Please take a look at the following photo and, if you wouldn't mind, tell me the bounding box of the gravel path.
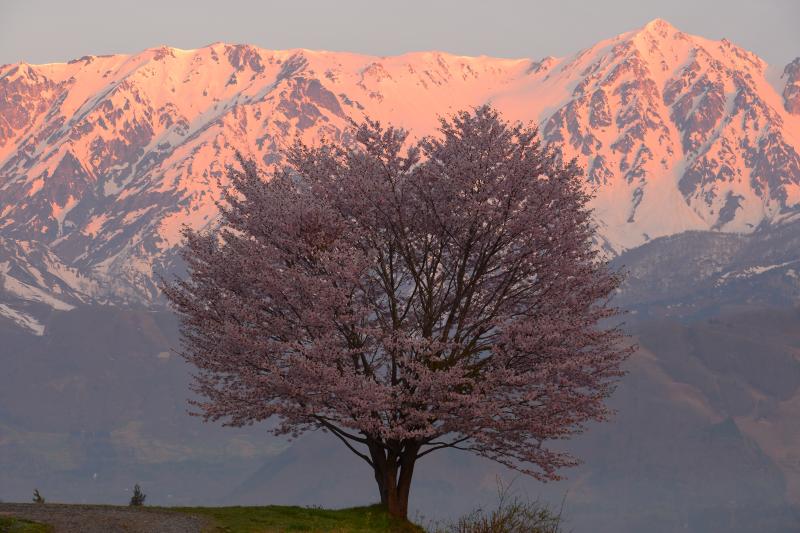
[0,503,213,532]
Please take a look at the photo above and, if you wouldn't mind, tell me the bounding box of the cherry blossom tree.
[162,106,631,520]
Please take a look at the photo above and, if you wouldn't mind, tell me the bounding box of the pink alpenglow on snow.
[3,20,800,335]
[162,106,632,519]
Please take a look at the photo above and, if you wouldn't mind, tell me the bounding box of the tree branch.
[416,436,471,459]
[314,417,374,467]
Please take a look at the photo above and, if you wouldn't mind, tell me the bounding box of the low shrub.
[129,484,146,507]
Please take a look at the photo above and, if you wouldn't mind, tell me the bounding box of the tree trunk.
[369,442,419,520]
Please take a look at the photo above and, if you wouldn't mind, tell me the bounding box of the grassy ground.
[0,516,52,533]
[173,504,425,533]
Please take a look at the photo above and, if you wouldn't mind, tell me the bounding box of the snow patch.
[0,303,45,335]
[717,260,800,285]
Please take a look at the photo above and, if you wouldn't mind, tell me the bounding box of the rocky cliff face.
[783,58,800,115]
[1,19,799,333]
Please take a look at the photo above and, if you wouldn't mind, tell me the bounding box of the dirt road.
[0,503,212,532]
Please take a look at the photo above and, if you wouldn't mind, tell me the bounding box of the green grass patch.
[0,516,52,533]
[174,504,424,533]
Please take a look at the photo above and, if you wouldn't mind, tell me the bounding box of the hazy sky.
[1,0,798,67]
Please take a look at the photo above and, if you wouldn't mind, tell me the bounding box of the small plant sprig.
[431,478,564,533]
[129,484,146,507]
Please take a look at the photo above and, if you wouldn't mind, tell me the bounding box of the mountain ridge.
[1,18,799,333]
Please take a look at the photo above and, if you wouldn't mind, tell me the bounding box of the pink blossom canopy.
[163,106,630,485]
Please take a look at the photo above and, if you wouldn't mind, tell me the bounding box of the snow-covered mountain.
[1,18,799,333]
